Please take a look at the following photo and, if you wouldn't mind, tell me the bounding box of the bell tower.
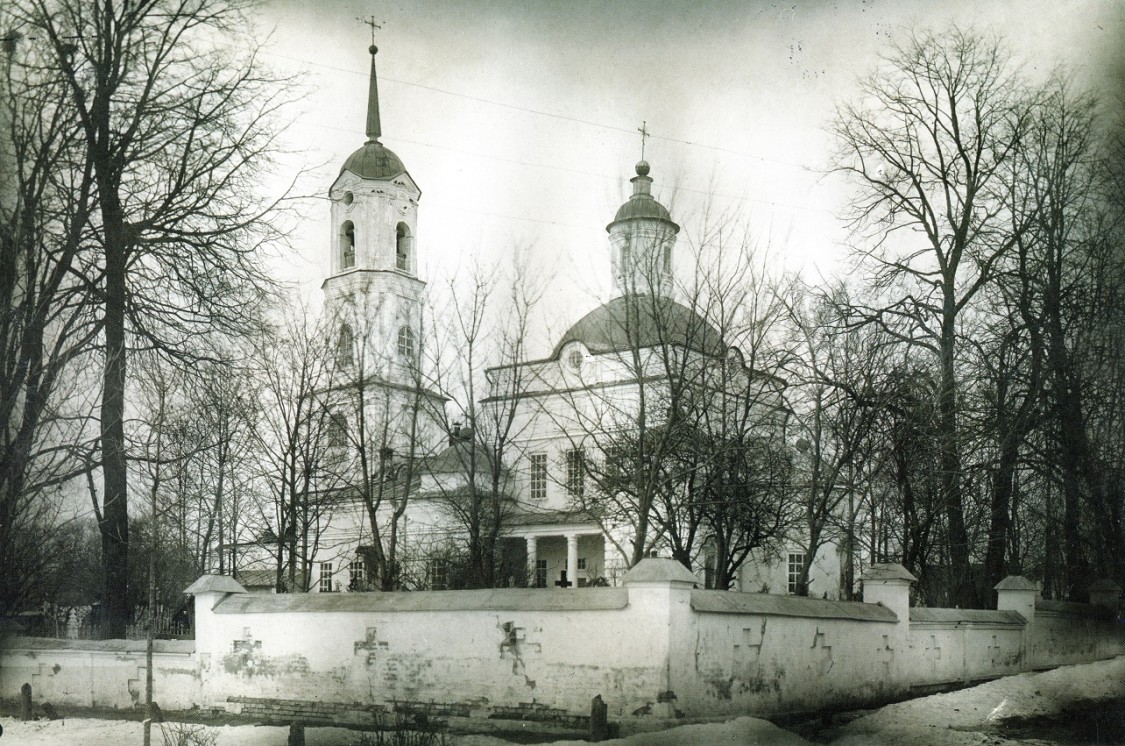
[323,43,424,382]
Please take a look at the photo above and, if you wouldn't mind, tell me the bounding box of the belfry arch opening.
[340,221,356,270]
[396,222,412,272]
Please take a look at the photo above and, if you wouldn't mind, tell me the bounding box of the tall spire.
[358,16,384,141]
[366,44,382,141]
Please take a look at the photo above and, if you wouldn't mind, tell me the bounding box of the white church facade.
[286,42,847,599]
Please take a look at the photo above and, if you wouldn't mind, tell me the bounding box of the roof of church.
[339,44,408,182]
[552,295,725,359]
[341,140,407,180]
[423,438,499,475]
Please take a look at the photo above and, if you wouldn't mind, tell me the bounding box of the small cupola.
[607,161,680,297]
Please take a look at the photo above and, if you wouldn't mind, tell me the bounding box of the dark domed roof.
[341,139,406,180]
[552,295,725,359]
[607,161,678,231]
[613,196,673,223]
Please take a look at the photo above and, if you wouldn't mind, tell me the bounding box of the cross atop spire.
[358,15,383,47]
[356,17,385,141]
[638,121,650,161]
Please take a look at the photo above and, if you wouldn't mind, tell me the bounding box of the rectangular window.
[319,562,334,593]
[429,559,448,591]
[529,453,547,500]
[565,449,584,497]
[349,559,365,591]
[535,559,548,589]
[328,411,348,449]
[577,557,587,570]
[787,553,805,595]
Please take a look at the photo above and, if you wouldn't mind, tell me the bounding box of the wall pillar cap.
[624,557,698,588]
[1089,579,1122,593]
[994,576,1038,592]
[860,563,917,584]
[184,574,248,596]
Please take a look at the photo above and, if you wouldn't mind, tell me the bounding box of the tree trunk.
[938,316,974,608]
[984,440,1018,593]
[99,195,130,639]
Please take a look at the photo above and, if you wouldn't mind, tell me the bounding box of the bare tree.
[427,256,544,588]
[324,291,440,591]
[0,19,101,618]
[833,27,1034,607]
[782,284,887,597]
[11,0,292,634]
[253,303,340,592]
[552,207,794,582]
[1014,79,1124,595]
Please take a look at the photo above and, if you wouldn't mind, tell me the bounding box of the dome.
[607,161,679,232]
[552,296,725,359]
[341,139,406,181]
[612,196,674,223]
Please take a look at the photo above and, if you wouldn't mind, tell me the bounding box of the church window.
[620,242,631,275]
[529,453,547,500]
[567,349,583,371]
[397,326,415,362]
[319,562,334,593]
[342,191,354,206]
[348,559,366,590]
[336,324,354,369]
[395,222,412,272]
[565,449,585,497]
[787,552,805,594]
[340,221,356,270]
[327,411,348,449]
[429,558,448,590]
[663,244,672,273]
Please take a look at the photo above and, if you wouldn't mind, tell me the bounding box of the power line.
[262,49,813,173]
[299,122,836,219]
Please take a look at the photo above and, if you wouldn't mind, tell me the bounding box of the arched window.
[336,324,354,369]
[397,326,415,362]
[340,221,356,270]
[395,222,411,272]
[327,411,348,449]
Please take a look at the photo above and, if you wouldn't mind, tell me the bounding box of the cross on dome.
[638,121,650,161]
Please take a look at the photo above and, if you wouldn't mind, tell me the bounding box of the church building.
[300,42,836,597]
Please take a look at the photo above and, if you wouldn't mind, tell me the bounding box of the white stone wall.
[4,566,1122,722]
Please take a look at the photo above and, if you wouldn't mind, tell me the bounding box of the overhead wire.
[264,49,838,228]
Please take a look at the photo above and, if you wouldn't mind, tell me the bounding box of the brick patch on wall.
[489,701,590,729]
[227,696,386,726]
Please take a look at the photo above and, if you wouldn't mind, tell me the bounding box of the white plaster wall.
[198,593,670,718]
[683,611,901,715]
[0,642,200,710]
[7,584,1123,720]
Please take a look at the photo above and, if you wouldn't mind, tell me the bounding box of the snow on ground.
[2,656,1122,746]
[830,655,1125,746]
[0,718,362,745]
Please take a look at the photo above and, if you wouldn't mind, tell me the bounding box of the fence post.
[624,558,698,718]
[183,573,247,704]
[1088,579,1121,613]
[995,576,1037,622]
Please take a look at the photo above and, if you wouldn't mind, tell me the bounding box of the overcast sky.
[258,0,1124,354]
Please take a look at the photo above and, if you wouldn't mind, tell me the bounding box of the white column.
[525,535,538,588]
[566,533,579,590]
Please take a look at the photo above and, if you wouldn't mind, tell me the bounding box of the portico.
[515,518,607,588]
